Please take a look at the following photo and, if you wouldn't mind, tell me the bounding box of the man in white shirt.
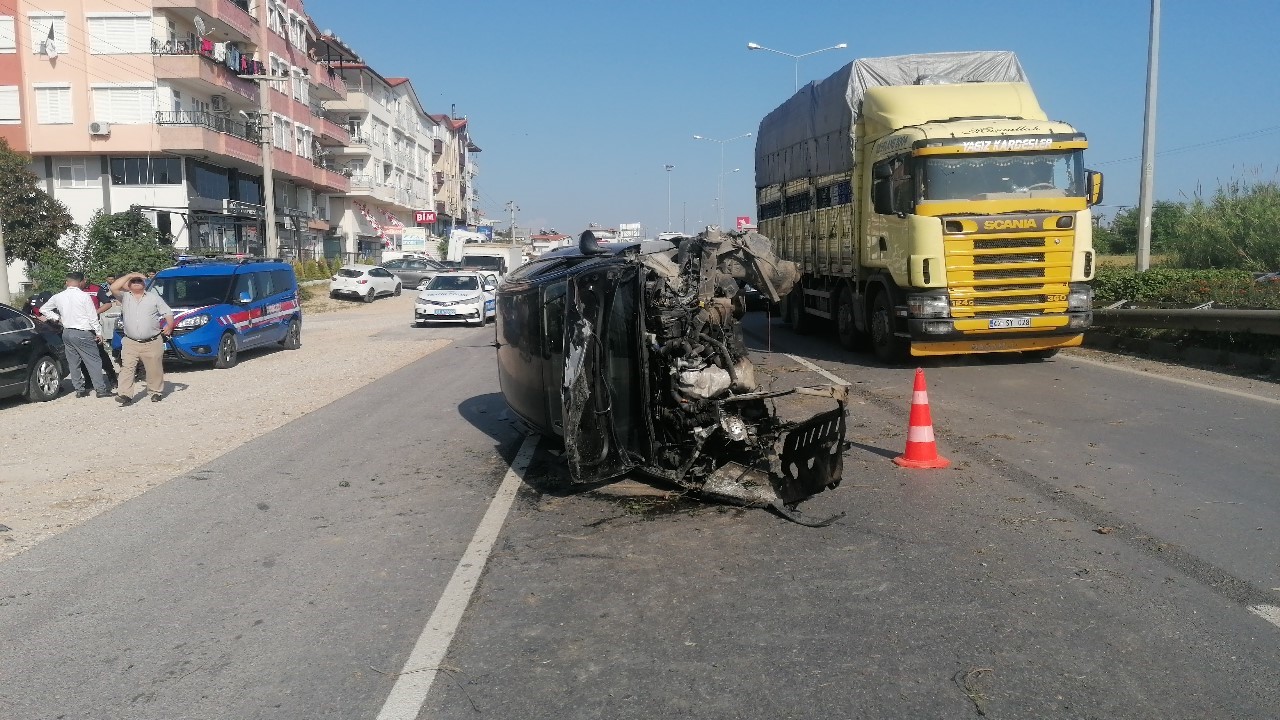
[38,272,111,398]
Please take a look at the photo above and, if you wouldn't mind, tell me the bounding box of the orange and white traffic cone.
[893,368,951,469]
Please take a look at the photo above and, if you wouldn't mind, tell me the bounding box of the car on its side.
[383,257,446,289]
[414,271,497,327]
[0,302,69,403]
[110,258,303,369]
[330,265,402,302]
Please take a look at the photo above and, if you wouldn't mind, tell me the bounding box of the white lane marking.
[786,354,852,386]
[1066,354,1280,407]
[375,433,540,720]
[1249,604,1280,629]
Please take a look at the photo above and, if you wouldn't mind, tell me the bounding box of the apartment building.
[1,0,350,265]
[428,112,480,232]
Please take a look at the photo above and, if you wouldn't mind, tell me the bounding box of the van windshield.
[426,275,479,291]
[150,275,233,308]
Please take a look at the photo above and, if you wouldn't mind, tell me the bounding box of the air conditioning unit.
[88,122,111,137]
[211,95,229,113]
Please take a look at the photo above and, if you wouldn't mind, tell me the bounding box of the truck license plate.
[434,309,455,316]
[988,317,1032,329]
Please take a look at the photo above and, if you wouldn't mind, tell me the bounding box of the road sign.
[736,216,752,229]
[414,210,437,225]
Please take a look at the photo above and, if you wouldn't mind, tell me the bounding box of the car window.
[271,269,295,294]
[0,305,31,333]
[337,268,364,278]
[426,275,479,291]
[234,273,257,301]
[153,275,233,307]
[405,260,428,270]
[423,259,446,270]
[383,260,404,269]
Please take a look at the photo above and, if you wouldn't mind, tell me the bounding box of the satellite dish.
[194,15,207,36]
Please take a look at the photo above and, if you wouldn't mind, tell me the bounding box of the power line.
[1094,124,1280,166]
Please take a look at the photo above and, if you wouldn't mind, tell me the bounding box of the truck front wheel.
[835,285,863,351]
[870,291,905,364]
[785,289,811,334]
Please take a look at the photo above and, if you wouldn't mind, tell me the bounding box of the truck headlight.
[1069,312,1093,329]
[1067,283,1093,312]
[908,292,951,318]
[177,314,209,329]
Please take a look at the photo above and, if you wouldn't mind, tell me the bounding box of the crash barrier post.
[893,368,951,470]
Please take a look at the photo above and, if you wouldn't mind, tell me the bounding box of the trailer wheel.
[784,289,810,334]
[834,285,863,351]
[870,290,905,364]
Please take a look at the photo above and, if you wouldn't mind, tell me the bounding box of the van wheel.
[280,319,301,349]
[870,291,906,364]
[835,285,863,351]
[214,333,239,369]
[785,289,811,334]
[26,355,62,402]
[393,283,402,297]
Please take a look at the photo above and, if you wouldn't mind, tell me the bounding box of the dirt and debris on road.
[0,294,451,560]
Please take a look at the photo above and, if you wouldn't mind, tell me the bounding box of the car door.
[0,305,32,394]
[481,275,498,319]
[560,264,646,483]
[372,267,396,295]
[232,271,268,348]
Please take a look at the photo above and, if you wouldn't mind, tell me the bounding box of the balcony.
[310,108,351,146]
[156,110,261,166]
[153,0,257,44]
[309,61,346,101]
[153,41,258,102]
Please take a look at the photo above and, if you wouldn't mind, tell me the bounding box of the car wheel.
[329,290,339,299]
[870,291,906,364]
[364,289,376,303]
[25,355,62,402]
[213,333,239,369]
[394,283,402,297]
[280,319,302,349]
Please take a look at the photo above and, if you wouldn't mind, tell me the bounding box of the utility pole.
[238,73,281,258]
[682,201,686,233]
[1136,0,1161,272]
[0,209,10,304]
[665,164,675,231]
[505,200,520,243]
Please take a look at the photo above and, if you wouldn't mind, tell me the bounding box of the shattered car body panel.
[495,229,848,511]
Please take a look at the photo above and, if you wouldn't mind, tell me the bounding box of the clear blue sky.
[306,0,1280,235]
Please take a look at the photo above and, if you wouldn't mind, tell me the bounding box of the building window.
[91,85,154,124]
[109,157,182,185]
[55,158,98,188]
[34,84,72,124]
[28,14,68,55]
[86,15,152,55]
[0,85,19,123]
[0,16,16,54]
[172,89,181,113]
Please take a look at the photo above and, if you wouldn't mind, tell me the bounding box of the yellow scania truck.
[755,51,1103,361]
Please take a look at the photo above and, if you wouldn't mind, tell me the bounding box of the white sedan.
[330,265,402,302]
[414,272,497,327]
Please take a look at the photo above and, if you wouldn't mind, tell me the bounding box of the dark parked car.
[0,302,68,403]
[495,229,849,520]
[382,257,446,289]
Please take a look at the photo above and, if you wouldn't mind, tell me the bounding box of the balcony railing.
[156,110,260,143]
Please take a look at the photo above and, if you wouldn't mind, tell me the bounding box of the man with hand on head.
[39,272,111,398]
[110,272,175,405]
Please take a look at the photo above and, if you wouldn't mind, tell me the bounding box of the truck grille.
[973,252,1045,265]
[972,294,1046,306]
[974,268,1046,280]
[974,238,1046,250]
[972,309,1045,317]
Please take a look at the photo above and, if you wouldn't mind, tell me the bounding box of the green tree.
[1099,201,1185,255]
[1169,179,1280,271]
[0,137,77,265]
[80,209,176,279]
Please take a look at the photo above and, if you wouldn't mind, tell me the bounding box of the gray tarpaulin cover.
[754,51,1028,188]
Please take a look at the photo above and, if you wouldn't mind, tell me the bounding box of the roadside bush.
[1167,179,1280,271]
[1089,266,1279,308]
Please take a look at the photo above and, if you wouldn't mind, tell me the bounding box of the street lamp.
[664,164,675,231]
[747,41,848,91]
[693,133,752,229]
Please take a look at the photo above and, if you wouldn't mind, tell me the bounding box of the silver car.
[382,258,445,288]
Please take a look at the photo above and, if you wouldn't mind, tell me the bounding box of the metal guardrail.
[1093,305,1280,336]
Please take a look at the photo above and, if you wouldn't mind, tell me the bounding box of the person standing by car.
[110,272,174,405]
[80,275,119,390]
[38,272,111,398]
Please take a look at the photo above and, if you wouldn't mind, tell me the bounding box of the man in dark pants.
[39,272,111,398]
[79,276,118,390]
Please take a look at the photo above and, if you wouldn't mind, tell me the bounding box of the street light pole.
[693,133,752,229]
[239,73,281,258]
[746,41,848,92]
[665,164,674,231]
[1135,0,1161,272]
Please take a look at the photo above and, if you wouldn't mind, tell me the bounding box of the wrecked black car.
[495,228,848,518]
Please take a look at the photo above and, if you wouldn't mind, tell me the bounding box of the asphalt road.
[3,316,1279,719]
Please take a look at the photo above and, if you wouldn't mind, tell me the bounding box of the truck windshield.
[922,150,1085,201]
[150,275,233,308]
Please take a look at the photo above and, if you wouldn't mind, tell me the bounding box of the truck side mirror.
[873,163,893,179]
[1086,169,1104,206]
[873,179,894,215]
